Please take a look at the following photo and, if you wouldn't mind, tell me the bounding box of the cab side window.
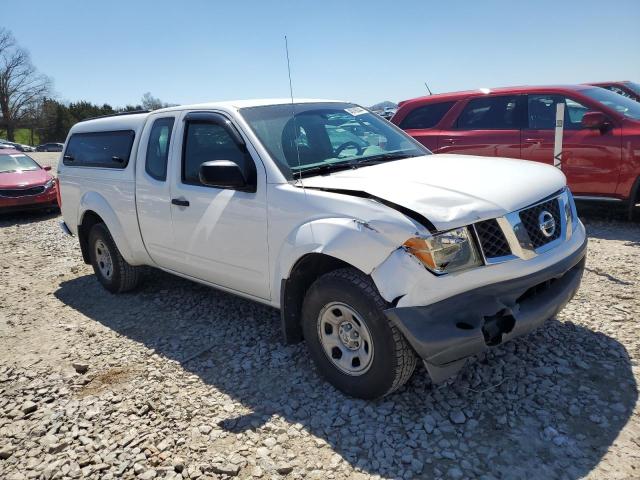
[456,96,521,130]
[400,101,456,129]
[64,130,135,168]
[528,95,589,130]
[182,122,248,186]
[145,117,174,181]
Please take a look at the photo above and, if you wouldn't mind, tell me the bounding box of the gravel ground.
[0,204,639,480]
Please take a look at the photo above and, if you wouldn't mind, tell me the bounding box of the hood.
[300,154,566,231]
[0,169,50,189]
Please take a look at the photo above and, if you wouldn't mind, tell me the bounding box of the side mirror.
[581,111,609,130]
[199,160,251,191]
[43,166,52,171]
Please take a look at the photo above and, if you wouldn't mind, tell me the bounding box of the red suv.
[588,81,640,102]
[392,85,640,217]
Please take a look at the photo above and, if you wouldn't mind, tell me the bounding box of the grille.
[519,198,562,248]
[475,219,511,258]
[0,186,46,198]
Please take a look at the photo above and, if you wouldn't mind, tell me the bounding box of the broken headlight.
[403,227,482,275]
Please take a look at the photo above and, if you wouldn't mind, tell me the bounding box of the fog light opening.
[456,321,474,330]
[482,310,516,346]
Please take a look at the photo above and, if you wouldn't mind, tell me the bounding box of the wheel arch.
[77,192,137,265]
[280,252,365,344]
[275,216,415,343]
[628,174,640,220]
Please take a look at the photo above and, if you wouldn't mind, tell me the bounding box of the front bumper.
[0,187,58,213]
[385,235,587,383]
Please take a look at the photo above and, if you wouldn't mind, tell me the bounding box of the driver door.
[522,94,621,195]
[167,111,270,300]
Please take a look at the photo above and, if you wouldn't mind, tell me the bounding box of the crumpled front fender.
[274,216,418,301]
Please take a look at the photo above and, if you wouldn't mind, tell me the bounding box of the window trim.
[399,101,456,130]
[180,113,257,190]
[62,130,135,169]
[525,94,591,131]
[144,117,175,182]
[454,95,525,131]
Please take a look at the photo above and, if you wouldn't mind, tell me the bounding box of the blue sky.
[4,0,640,107]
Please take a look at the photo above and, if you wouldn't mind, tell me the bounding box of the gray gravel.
[0,207,639,480]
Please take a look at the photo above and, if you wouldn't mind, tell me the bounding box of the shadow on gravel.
[0,209,59,227]
[55,272,637,479]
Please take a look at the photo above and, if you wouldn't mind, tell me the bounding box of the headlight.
[44,178,55,190]
[403,226,482,275]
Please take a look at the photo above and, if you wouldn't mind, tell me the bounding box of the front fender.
[273,216,416,301]
[78,191,139,266]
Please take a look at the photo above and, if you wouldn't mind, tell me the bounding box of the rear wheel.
[88,223,140,293]
[301,268,417,399]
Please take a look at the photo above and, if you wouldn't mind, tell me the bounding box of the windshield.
[0,154,40,173]
[241,102,429,178]
[624,81,640,96]
[581,87,640,120]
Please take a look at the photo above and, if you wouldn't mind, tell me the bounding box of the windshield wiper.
[295,162,357,178]
[350,152,417,166]
[294,152,418,178]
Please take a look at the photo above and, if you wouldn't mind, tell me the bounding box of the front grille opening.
[0,186,46,197]
[475,219,511,258]
[519,198,562,249]
[482,310,515,346]
[456,321,474,330]
[517,278,557,303]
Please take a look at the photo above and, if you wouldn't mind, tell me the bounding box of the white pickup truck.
[58,99,587,399]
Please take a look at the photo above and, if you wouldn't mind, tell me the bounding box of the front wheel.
[301,268,417,399]
[88,223,140,293]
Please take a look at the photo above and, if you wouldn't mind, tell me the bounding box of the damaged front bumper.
[385,235,587,383]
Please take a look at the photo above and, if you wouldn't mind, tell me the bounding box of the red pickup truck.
[392,85,640,218]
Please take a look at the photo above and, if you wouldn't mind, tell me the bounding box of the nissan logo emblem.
[538,211,556,238]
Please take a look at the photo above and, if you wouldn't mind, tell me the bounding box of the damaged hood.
[300,154,566,231]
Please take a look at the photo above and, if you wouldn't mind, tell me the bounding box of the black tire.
[88,223,140,293]
[301,268,417,399]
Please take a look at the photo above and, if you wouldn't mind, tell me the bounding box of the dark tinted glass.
[145,117,174,181]
[399,101,455,129]
[528,95,589,130]
[456,96,521,129]
[63,131,135,168]
[182,122,248,186]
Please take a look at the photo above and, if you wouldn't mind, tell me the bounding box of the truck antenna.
[424,82,433,95]
[285,35,303,183]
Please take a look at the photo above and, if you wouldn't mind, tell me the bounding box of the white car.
[58,99,587,399]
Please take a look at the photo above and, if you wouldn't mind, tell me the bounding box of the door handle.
[441,138,457,144]
[171,198,190,207]
[524,138,544,144]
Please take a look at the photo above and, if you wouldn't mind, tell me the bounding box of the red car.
[392,85,640,217]
[0,149,59,212]
[588,81,640,102]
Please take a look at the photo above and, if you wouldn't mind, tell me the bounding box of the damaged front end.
[385,238,587,383]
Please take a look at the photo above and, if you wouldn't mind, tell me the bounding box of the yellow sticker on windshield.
[345,106,368,116]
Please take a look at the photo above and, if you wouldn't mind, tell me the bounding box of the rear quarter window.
[399,101,456,129]
[63,130,135,168]
[456,95,521,130]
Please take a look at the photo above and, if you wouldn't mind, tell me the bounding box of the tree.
[141,92,165,111]
[0,28,51,141]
